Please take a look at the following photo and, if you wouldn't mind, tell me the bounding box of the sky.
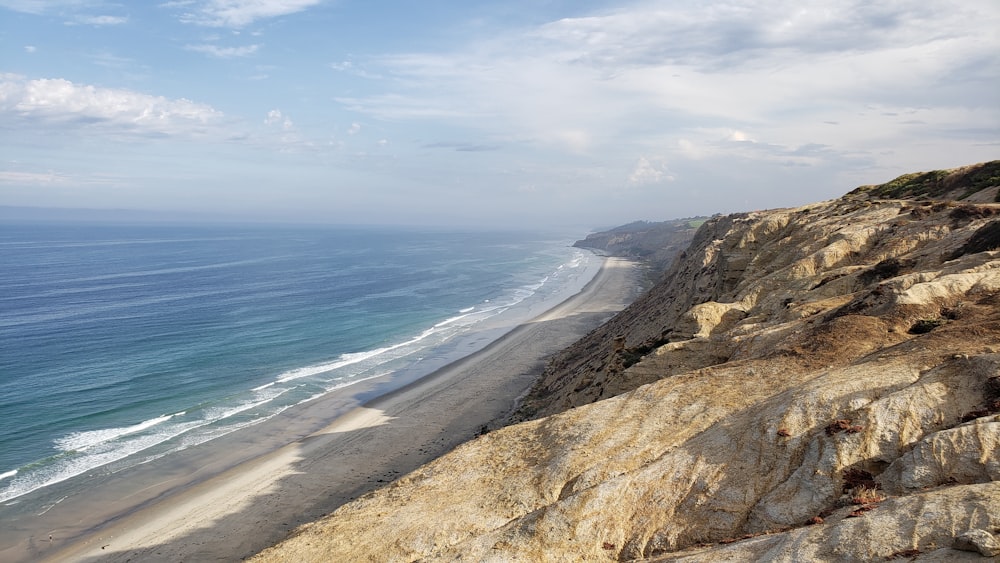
[1,0,998,228]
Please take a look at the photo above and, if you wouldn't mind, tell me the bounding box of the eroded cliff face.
[253,163,1000,562]
[515,189,1000,421]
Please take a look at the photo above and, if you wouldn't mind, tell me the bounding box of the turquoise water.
[0,223,597,504]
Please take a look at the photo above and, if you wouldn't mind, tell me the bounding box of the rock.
[954,529,1000,557]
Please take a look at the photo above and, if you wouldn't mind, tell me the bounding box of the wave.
[55,413,177,452]
[0,469,16,481]
[0,386,299,503]
[276,349,392,384]
[201,385,293,421]
[1,418,207,503]
[275,320,453,384]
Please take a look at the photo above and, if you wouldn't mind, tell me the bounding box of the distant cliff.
[573,218,707,276]
[254,162,1000,561]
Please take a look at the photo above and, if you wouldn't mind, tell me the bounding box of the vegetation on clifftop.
[850,160,1000,201]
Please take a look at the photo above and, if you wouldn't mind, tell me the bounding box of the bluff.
[573,218,708,276]
[253,161,1000,562]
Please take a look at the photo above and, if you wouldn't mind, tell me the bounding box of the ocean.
[0,222,599,506]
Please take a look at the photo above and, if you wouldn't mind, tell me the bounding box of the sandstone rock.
[954,529,1000,557]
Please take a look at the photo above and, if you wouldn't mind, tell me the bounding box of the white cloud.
[0,170,71,185]
[264,109,293,130]
[336,0,998,178]
[331,60,383,79]
[2,1,130,30]
[628,156,673,185]
[72,14,128,25]
[553,130,591,153]
[336,92,475,120]
[347,122,361,135]
[671,128,842,169]
[1,1,129,24]
[24,45,37,53]
[88,51,138,69]
[0,1,99,14]
[185,43,259,58]
[170,0,324,28]
[261,108,316,151]
[677,139,701,160]
[727,130,751,143]
[0,74,225,138]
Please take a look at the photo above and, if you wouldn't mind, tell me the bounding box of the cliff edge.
[253,162,1000,562]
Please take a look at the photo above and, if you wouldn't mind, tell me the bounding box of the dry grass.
[851,486,887,505]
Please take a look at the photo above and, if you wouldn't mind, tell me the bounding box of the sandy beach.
[0,255,640,563]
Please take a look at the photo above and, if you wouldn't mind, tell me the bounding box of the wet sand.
[3,256,640,563]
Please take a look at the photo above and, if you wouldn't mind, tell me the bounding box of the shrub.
[909,319,944,334]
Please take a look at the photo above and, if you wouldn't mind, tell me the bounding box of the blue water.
[0,223,597,504]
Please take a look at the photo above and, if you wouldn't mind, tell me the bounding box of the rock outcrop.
[252,162,1000,562]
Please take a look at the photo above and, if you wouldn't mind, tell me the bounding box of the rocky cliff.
[253,162,1000,562]
[573,218,707,276]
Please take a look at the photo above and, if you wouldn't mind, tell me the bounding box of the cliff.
[573,218,707,276]
[253,162,1000,562]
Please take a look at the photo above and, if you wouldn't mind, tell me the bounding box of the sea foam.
[54,414,177,452]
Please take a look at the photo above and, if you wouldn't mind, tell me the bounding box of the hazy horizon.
[2,1,998,228]
[0,204,629,232]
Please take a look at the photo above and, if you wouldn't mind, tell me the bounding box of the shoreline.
[2,255,641,563]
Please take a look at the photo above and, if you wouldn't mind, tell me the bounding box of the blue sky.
[1,1,998,228]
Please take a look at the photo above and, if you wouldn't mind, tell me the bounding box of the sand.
[3,256,640,563]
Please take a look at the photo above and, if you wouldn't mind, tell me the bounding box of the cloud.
[334,0,998,180]
[2,1,130,28]
[88,51,138,69]
[331,60,383,80]
[264,109,293,130]
[674,127,845,168]
[0,170,72,185]
[0,1,99,14]
[0,74,225,138]
[71,14,128,25]
[185,43,259,58]
[347,122,360,135]
[628,156,673,185]
[24,45,36,53]
[261,108,316,151]
[168,0,324,28]
[423,142,501,152]
[336,92,475,120]
[727,130,752,143]
[1,1,129,24]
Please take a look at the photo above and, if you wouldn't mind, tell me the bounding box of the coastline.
[2,255,641,563]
